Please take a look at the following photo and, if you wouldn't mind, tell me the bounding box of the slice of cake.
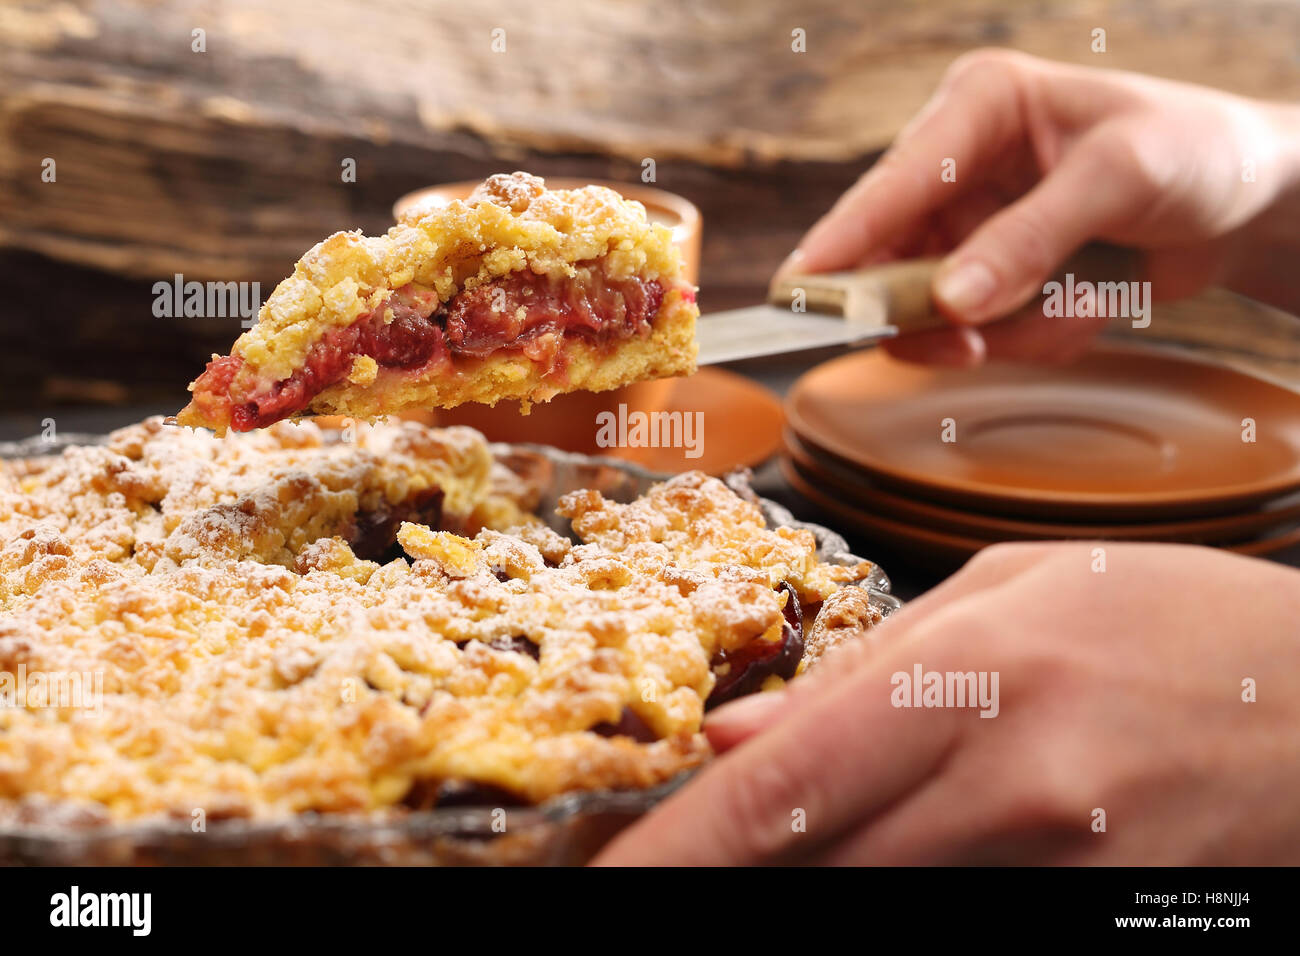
[177,172,699,434]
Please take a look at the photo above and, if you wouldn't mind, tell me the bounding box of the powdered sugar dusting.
[0,419,879,824]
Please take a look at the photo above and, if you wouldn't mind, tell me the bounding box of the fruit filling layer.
[707,583,804,708]
[191,263,680,431]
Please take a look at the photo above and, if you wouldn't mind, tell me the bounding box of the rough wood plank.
[2,0,1300,410]
[4,0,1300,285]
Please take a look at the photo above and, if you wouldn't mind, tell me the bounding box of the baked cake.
[0,416,496,574]
[177,172,699,434]
[0,420,878,824]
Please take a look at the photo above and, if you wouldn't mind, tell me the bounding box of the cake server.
[695,244,1137,365]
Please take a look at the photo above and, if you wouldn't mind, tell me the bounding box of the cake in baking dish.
[0,419,878,823]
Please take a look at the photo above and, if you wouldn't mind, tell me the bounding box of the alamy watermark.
[1043,273,1151,328]
[595,404,703,459]
[891,663,1000,718]
[50,886,151,936]
[1,665,104,716]
[153,274,261,328]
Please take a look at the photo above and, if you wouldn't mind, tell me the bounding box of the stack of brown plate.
[782,344,1300,568]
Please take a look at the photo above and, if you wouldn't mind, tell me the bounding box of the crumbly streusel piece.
[802,586,885,670]
[0,417,492,586]
[557,471,875,604]
[458,459,545,536]
[177,172,698,434]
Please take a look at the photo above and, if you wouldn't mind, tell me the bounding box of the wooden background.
[3,0,1300,409]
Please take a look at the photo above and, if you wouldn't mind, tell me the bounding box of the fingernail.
[775,247,806,278]
[934,260,997,315]
[704,689,789,730]
[883,329,984,368]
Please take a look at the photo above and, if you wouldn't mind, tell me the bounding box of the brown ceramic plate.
[786,345,1300,520]
[782,456,1300,568]
[784,428,1300,544]
[781,457,992,568]
[603,366,783,474]
[427,367,782,476]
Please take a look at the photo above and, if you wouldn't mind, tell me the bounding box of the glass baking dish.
[0,433,898,865]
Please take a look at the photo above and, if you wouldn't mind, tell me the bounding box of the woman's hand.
[593,542,1300,865]
[782,50,1300,366]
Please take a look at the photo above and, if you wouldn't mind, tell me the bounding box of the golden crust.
[802,586,885,671]
[0,533,713,818]
[0,417,492,586]
[557,471,876,606]
[0,422,876,823]
[177,172,697,432]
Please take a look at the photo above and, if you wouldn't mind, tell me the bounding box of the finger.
[707,540,1061,749]
[880,326,987,367]
[703,689,791,752]
[978,308,1111,364]
[932,125,1160,324]
[810,554,1112,865]
[877,186,1016,367]
[698,540,1071,772]
[813,541,1067,680]
[785,53,1032,275]
[930,184,1023,250]
[831,541,1068,674]
[592,647,964,865]
[1144,241,1230,302]
[594,545,1073,865]
[814,764,1091,866]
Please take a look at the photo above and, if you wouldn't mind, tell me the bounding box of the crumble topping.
[0,420,878,823]
[557,470,873,605]
[468,171,547,213]
[803,586,886,669]
[0,417,492,585]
